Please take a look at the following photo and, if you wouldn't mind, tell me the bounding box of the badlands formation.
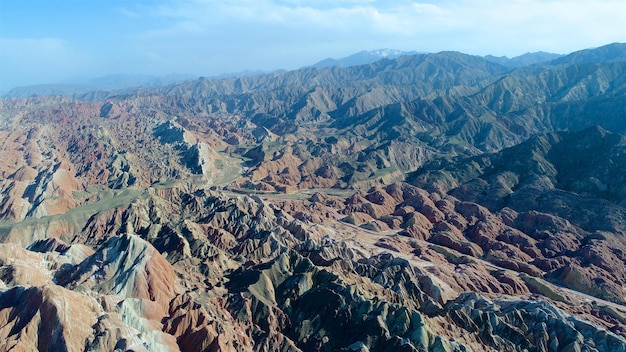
[2,44,626,351]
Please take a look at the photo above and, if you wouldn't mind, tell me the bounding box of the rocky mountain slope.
[1,43,626,351]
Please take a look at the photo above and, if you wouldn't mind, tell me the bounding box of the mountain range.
[3,48,563,98]
[1,43,626,351]
[3,73,196,98]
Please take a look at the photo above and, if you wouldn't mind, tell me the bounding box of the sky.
[1,0,626,92]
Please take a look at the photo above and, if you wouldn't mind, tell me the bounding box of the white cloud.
[141,0,624,54]
[442,0,626,55]
[117,7,143,18]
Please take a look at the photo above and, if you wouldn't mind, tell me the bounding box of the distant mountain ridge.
[311,49,423,68]
[550,42,626,65]
[6,46,607,97]
[3,73,195,98]
[484,51,563,68]
[315,49,565,70]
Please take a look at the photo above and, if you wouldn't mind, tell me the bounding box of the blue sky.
[1,0,625,92]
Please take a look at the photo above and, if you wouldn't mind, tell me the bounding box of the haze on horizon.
[1,0,625,93]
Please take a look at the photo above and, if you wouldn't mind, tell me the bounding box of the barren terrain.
[2,44,626,351]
